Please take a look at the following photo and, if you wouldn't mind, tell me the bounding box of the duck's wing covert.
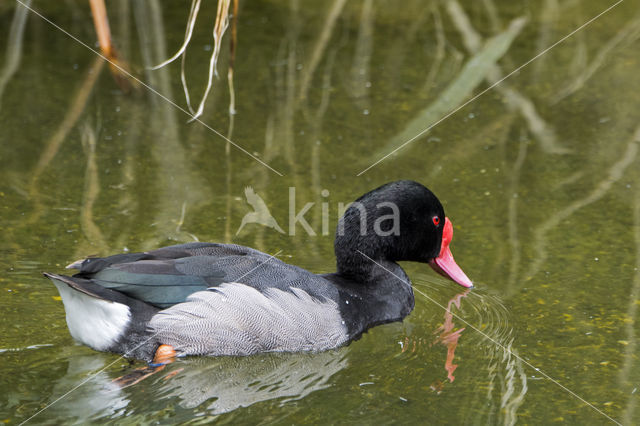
[72,243,298,308]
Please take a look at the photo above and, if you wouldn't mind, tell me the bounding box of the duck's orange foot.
[151,344,176,366]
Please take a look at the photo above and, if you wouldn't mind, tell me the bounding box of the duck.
[45,180,473,362]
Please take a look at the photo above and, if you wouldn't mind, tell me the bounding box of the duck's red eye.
[432,216,440,226]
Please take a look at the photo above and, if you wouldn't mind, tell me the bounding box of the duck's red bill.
[429,217,473,288]
[429,246,473,288]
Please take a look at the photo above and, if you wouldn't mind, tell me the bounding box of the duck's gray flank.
[149,283,349,356]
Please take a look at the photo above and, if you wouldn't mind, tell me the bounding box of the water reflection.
[410,278,527,426]
[47,354,130,422]
[619,186,640,425]
[47,349,348,422]
[458,288,527,426]
[0,0,30,111]
[158,350,348,414]
[431,290,469,383]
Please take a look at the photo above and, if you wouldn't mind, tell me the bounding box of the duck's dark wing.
[70,243,294,308]
[71,242,245,274]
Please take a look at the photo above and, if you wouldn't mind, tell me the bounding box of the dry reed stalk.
[88,0,113,57]
[88,0,137,92]
[152,0,232,121]
[188,0,231,120]
[151,0,201,111]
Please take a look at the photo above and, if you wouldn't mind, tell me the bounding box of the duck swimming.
[45,180,472,361]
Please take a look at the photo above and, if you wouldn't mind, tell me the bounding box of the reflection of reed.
[77,123,108,254]
[27,56,105,225]
[227,0,238,115]
[297,0,347,104]
[29,55,104,190]
[0,0,31,111]
[224,29,237,244]
[420,5,446,98]
[311,44,340,237]
[224,114,235,243]
[110,2,143,252]
[482,114,517,281]
[239,0,350,257]
[446,0,566,154]
[134,0,205,247]
[532,0,559,83]
[551,15,640,104]
[506,137,528,294]
[462,291,528,426]
[619,181,640,425]
[348,0,373,112]
[525,126,640,280]
[481,0,502,34]
[221,0,239,244]
[484,338,528,426]
[367,16,527,163]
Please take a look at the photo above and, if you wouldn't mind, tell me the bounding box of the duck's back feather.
[71,243,340,310]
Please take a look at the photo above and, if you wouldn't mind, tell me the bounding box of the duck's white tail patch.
[51,278,131,351]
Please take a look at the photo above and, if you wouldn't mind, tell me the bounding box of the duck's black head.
[334,180,472,288]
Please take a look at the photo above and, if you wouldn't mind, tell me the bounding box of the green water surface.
[1,1,639,424]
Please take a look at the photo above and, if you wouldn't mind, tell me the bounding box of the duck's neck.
[334,243,408,286]
[324,259,414,340]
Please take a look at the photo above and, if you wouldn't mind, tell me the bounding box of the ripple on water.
[410,275,528,426]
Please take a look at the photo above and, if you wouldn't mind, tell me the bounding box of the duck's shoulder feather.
[72,243,338,309]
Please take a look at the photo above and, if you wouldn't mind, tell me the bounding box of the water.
[1,0,639,424]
